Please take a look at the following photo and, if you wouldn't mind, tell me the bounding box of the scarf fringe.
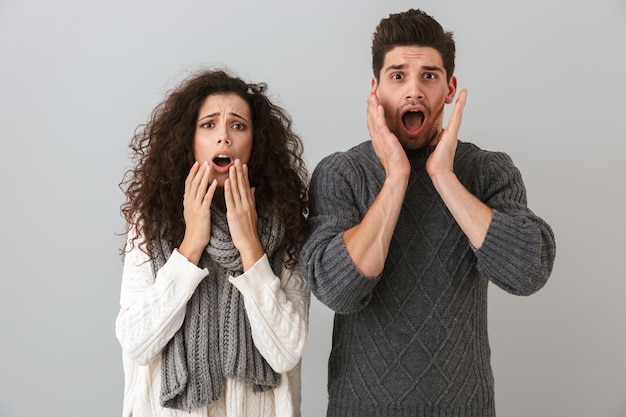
[154,207,283,410]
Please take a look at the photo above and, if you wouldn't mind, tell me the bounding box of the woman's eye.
[201,122,214,128]
[232,123,246,130]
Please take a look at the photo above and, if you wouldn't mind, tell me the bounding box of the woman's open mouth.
[213,154,232,167]
[212,153,233,173]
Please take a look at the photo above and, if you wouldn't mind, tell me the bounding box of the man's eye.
[423,73,436,79]
[392,73,403,80]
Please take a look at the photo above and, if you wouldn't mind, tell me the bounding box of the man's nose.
[405,78,424,101]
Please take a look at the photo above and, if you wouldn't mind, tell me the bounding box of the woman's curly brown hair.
[120,68,308,269]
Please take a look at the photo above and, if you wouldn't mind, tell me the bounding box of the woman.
[116,69,310,417]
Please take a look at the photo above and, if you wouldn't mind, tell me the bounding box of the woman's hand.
[178,161,217,265]
[224,159,264,271]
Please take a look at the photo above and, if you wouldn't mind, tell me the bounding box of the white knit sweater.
[115,234,310,417]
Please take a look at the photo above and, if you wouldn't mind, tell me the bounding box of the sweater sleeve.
[115,234,208,365]
[300,152,382,314]
[229,255,310,373]
[473,151,556,295]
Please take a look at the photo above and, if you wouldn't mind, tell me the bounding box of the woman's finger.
[202,178,218,210]
[190,161,209,200]
[224,177,234,209]
[184,161,200,201]
[197,161,211,201]
[235,160,251,205]
[226,164,240,207]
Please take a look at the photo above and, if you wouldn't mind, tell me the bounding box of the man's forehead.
[383,45,444,69]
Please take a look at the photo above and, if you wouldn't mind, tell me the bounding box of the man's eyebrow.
[384,64,407,73]
[422,65,444,73]
[383,64,445,73]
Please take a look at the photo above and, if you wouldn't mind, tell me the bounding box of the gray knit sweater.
[301,140,556,417]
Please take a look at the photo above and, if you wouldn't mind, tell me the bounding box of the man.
[301,8,556,417]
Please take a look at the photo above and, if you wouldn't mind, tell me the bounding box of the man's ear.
[445,75,458,104]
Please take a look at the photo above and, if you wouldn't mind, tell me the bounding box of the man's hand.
[367,88,411,182]
[342,89,411,278]
[426,88,467,178]
[426,89,493,249]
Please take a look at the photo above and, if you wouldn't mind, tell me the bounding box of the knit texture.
[301,140,556,417]
[153,207,284,410]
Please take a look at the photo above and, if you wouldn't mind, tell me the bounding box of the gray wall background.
[1,0,624,416]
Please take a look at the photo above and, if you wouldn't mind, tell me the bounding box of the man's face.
[373,45,457,150]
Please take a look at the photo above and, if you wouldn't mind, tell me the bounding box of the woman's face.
[193,93,253,186]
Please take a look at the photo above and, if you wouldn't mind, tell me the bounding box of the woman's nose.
[216,124,231,145]
[217,136,231,145]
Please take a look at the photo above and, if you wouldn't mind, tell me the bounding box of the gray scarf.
[152,206,283,411]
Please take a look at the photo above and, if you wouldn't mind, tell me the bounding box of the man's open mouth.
[402,110,425,131]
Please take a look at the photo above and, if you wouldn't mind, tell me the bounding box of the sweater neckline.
[405,144,437,160]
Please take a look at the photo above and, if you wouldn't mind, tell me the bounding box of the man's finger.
[446,89,467,135]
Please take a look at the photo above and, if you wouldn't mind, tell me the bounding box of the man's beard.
[398,128,439,150]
